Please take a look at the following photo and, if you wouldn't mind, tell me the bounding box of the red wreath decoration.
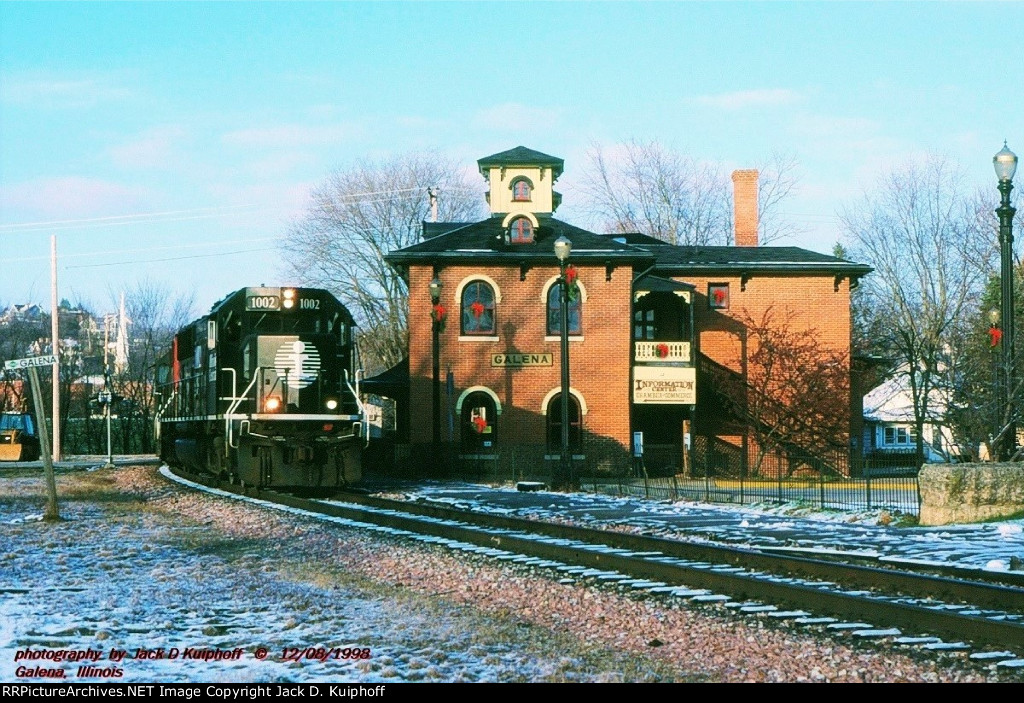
[712,288,727,305]
[989,326,1003,348]
[472,416,487,434]
[431,303,447,332]
[470,301,485,319]
[564,265,580,301]
[656,343,670,358]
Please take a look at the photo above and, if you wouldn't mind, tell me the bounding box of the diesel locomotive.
[156,286,365,489]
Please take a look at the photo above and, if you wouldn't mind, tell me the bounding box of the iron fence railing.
[373,440,925,518]
[586,451,922,517]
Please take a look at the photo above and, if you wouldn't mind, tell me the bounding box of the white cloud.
[1,71,133,108]
[0,177,150,219]
[472,103,562,131]
[221,124,357,148]
[691,89,801,110]
[110,126,188,170]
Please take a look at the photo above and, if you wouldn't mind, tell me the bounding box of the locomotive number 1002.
[246,295,280,311]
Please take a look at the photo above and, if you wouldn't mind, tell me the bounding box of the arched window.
[512,178,532,202]
[461,390,497,453]
[546,392,582,453]
[634,292,689,340]
[547,282,582,335]
[461,280,496,335]
[509,217,534,244]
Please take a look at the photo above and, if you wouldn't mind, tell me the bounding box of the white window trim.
[539,275,588,303]
[455,386,503,416]
[453,274,502,305]
[501,211,539,229]
[458,335,500,342]
[539,387,589,416]
[544,335,584,342]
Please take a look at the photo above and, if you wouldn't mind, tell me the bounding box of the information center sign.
[633,366,696,404]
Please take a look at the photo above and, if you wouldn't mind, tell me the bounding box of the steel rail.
[166,468,1024,652]
[334,490,1024,605]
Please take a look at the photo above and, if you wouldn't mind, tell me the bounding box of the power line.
[0,185,471,235]
[0,204,263,231]
[0,209,289,236]
[66,247,278,270]
[6,237,280,264]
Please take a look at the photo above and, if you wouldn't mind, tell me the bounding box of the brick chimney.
[732,169,759,247]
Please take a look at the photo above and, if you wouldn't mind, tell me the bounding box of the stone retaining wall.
[919,463,1024,526]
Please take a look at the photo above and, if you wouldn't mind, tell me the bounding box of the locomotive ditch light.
[264,396,282,412]
[325,399,338,410]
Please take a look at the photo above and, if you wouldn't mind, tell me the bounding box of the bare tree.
[580,139,799,245]
[720,307,850,475]
[0,313,43,412]
[109,282,194,453]
[283,152,484,372]
[842,155,994,467]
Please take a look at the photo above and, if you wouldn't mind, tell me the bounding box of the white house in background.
[862,369,963,463]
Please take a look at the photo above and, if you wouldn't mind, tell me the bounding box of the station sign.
[4,355,57,371]
[491,353,553,367]
[633,366,697,404]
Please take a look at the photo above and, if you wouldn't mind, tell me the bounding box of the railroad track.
[162,467,1024,670]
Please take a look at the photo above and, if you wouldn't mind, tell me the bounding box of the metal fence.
[585,471,921,517]
[375,440,924,518]
[586,448,923,517]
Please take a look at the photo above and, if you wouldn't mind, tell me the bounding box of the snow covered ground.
[1,467,1017,683]
[389,481,1024,575]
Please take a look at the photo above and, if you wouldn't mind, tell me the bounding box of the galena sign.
[491,353,553,367]
[633,366,697,404]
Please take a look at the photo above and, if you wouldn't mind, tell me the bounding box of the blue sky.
[1,2,1021,316]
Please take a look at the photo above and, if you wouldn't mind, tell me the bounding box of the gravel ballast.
[1,466,1015,683]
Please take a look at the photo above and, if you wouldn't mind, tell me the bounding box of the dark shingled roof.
[422,222,476,239]
[634,274,695,294]
[477,146,564,178]
[388,218,871,279]
[386,216,653,266]
[607,233,871,275]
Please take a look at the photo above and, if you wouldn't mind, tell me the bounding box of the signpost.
[4,355,59,520]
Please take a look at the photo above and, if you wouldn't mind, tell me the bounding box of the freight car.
[155,286,365,489]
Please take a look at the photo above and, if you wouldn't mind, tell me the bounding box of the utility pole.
[50,235,61,461]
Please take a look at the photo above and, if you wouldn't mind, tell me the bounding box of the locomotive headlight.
[325,399,338,411]
[264,396,282,412]
[282,288,296,309]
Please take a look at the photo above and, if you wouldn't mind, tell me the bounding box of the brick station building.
[379,146,870,479]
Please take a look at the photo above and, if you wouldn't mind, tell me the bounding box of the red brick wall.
[732,170,759,247]
[407,262,855,473]
[408,264,634,453]
[687,271,854,462]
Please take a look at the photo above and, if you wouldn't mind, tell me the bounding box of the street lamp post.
[994,143,1018,460]
[429,276,443,472]
[554,235,573,489]
[989,307,1001,460]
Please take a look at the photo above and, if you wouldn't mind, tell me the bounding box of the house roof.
[390,220,871,279]
[863,369,952,423]
[619,234,873,276]
[634,274,695,294]
[477,146,564,179]
[387,216,654,266]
